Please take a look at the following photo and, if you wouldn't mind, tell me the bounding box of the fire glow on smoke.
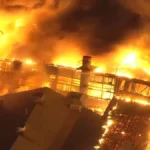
[0,1,148,75]
[1,0,150,93]
[0,13,149,79]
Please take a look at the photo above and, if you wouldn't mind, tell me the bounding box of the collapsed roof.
[96,98,150,150]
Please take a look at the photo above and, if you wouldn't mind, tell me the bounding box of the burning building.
[93,73,150,149]
[1,0,150,149]
[1,55,150,115]
[0,56,117,113]
[1,56,150,149]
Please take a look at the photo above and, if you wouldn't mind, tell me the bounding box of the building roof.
[0,87,64,150]
[0,88,101,150]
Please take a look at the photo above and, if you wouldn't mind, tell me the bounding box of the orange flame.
[24,59,36,65]
[94,67,103,73]
[122,52,137,68]
[52,41,83,68]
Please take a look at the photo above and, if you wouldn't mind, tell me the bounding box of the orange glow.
[94,145,100,149]
[52,41,83,68]
[0,4,150,93]
[94,67,103,73]
[107,120,114,127]
[16,86,29,92]
[0,13,33,59]
[15,19,26,28]
[97,118,115,148]
[94,66,106,73]
[112,105,117,110]
[121,131,126,135]
[52,43,150,79]
[116,72,133,78]
[125,98,131,102]
[122,52,137,68]
[114,46,150,79]
[42,82,50,88]
[24,59,36,65]
[134,99,150,106]
[88,89,113,100]
[118,97,150,106]
[99,138,104,144]
[1,10,150,108]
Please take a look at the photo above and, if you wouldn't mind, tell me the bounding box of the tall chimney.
[80,56,92,94]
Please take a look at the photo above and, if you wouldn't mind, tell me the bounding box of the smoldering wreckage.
[1,0,150,150]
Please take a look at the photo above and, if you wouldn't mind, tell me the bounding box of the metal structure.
[46,62,116,101]
[0,56,150,111]
[78,56,92,94]
[115,77,150,102]
[0,57,117,102]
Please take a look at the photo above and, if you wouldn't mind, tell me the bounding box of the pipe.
[80,56,92,94]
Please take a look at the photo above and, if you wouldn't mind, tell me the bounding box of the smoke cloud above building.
[0,0,147,61]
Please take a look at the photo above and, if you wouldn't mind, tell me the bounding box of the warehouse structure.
[0,56,150,112]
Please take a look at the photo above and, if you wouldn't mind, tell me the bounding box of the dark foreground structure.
[0,88,101,150]
[97,98,150,150]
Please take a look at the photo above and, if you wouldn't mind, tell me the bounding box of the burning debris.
[95,98,150,150]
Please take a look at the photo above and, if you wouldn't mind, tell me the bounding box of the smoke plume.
[0,0,146,61]
[0,0,46,10]
[118,0,150,17]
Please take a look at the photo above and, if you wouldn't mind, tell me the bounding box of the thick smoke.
[119,0,150,17]
[117,0,150,56]
[0,0,144,61]
[0,0,46,10]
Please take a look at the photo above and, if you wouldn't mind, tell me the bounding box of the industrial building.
[0,56,117,113]
[0,56,150,113]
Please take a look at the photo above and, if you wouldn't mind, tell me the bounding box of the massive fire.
[52,41,83,68]
[24,59,36,65]
[94,48,150,80]
[50,43,150,80]
[0,7,149,80]
[0,3,150,117]
[0,13,32,58]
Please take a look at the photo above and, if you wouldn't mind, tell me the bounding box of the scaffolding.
[47,65,116,101]
[115,77,150,102]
